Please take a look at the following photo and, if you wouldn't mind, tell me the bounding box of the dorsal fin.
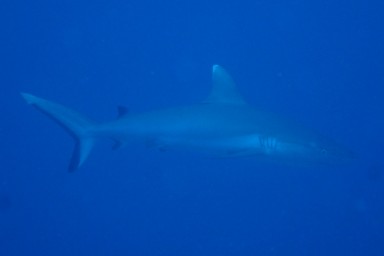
[204,65,245,105]
[117,105,129,118]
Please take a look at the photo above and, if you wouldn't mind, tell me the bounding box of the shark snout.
[314,140,356,162]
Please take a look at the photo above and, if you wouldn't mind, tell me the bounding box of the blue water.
[1,0,383,255]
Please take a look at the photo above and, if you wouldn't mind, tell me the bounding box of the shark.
[21,65,353,172]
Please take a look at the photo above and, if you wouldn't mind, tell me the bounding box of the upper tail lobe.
[21,93,96,172]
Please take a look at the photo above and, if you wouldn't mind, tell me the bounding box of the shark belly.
[154,133,302,157]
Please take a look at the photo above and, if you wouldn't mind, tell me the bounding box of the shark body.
[22,65,352,171]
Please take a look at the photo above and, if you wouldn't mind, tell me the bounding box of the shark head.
[299,135,356,163]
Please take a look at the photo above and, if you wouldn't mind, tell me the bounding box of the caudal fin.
[21,93,96,172]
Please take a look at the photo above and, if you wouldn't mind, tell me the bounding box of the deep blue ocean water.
[1,0,383,255]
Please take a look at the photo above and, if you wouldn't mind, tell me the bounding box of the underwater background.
[1,0,383,255]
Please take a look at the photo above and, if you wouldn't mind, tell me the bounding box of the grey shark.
[21,65,352,171]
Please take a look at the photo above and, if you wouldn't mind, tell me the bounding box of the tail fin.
[21,93,96,172]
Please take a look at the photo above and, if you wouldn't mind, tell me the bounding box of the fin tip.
[212,64,221,72]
